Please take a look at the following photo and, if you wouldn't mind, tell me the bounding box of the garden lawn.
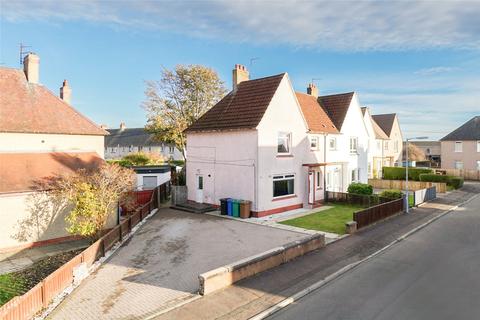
[279,203,364,235]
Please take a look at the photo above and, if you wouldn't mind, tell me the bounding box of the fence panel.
[354,198,404,229]
[441,169,480,181]
[425,186,436,201]
[102,225,121,252]
[42,253,82,307]
[120,219,130,238]
[0,281,43,320]
[81,239,104,267]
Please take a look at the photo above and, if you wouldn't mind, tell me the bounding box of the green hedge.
[418,174,464,189]
[382,167,433,181]
[379,189,403,200]
[347,182,373,195]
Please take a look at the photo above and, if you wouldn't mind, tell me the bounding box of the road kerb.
[249,192,480,320]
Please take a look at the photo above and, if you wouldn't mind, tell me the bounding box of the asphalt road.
[269,193,480,320]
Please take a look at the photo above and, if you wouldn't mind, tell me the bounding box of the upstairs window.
[384,141,389,150]
[310,136,319,150]
[377,141,381,150]
[278,132,292,154]
[329,138,337,150]
[350,137,358,154]
[455,141,463,153]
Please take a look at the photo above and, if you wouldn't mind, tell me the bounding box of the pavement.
[269,185,480,320]
[0,239,89,275]
[47,208,307,320]
[152,182,480,320]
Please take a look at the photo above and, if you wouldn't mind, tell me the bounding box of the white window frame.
[169,146,174,154]
[272,174,295,198]
[477,160,480,170]
[310,136,319,151]
[316,171,321,188]
[350,137,358,154]
[454,141,463,153]
[454,161,464,170]
[477,141,480,153]
[329,137,337,150]
[277,132,292,154]
[384,141,389,150]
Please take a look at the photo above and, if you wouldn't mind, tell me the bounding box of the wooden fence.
[0,183,168,320]
[368,179,447,193]
[325,191,391,208]
[354,197,405,229]
[435,169,480,181]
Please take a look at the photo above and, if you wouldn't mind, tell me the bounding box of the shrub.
[382,167,433,181]
[347,182,373,195]
[379,189,403,200]
[449,177,464,189]
[418,174,464,189]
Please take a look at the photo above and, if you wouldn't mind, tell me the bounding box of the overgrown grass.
[279,203,364,235]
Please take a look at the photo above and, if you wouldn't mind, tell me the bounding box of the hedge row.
[382,167,433,181]
[419,174,464,189]
[379,189,403,200]
[347,182,373,195]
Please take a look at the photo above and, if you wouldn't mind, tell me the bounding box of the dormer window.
[278,132,292,154]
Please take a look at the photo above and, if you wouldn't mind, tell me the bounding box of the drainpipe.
[324,134,327,198]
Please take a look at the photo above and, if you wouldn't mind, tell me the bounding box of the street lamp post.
[405,136,429,213]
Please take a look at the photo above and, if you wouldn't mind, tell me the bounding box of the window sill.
[272,195,297,202]
[277,154,294,158]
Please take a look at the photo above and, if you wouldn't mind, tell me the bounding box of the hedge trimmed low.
[418,174,464,189]
[383,167,433,181]
[347,182,373,195]
[379,189,403,200]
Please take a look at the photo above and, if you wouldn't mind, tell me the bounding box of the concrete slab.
[48,209,308,320]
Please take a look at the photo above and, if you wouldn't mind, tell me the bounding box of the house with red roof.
[185,64,370,217]
[0,53,111,251]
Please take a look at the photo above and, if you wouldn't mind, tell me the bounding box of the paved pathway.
[48,209,307,320]
[153,182,480,320]
[270,188,480,319]
[0,239,88,275]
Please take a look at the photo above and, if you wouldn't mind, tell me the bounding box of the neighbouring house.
[409,141,441,167]
[105,124,184,161]
[361,107,390,178]
[440,116,480,171]
[184,64,369,217]
[371,113,403,166]
[0,53,113,251]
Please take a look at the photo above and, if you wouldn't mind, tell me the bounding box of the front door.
[308,171,315,204]
[196,175,204,203]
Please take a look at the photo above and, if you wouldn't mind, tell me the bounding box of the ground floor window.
[477,161,480,170]
[455,161,464,169]
[316,171,321,188]
[273,174,295,197]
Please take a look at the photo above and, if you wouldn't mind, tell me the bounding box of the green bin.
[232,199,240,217]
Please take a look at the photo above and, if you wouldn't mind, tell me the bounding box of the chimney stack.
[307,83,318,98]
[119,122,126,131]
[23,53,40,84]
[232,64,249,90]
[60,80,72,104]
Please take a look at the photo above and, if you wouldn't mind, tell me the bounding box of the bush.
[382,167,433,181]
[379,189,403,200]
[449,177,464,189]
[347,182,373,195]
[418,174,464,189]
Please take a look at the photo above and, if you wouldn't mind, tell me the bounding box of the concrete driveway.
[48,208,307,320]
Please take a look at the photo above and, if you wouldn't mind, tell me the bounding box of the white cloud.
[3,0,480,51]
[414,67,458,76]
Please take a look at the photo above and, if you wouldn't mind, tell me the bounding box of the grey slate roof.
[105,128,163,147]
[440,116,480,141]
[372,113,396,137]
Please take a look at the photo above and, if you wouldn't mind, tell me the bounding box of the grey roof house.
[105,123,184,161]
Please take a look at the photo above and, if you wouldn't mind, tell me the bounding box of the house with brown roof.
[0,53,112,251]
[185,64,369,217]
[440,116,480,171]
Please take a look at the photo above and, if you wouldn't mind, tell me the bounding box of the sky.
[1,0,479,140]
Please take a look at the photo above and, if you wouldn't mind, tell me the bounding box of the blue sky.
[1,1,479,139]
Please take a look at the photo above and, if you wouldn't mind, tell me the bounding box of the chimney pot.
[23,53,40,84]
[120,122,126,131]
[307,83,318,98]
[232,64,249,90]
[60,79,72,104]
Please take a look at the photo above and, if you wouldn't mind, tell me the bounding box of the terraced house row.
[185,64,403,217]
